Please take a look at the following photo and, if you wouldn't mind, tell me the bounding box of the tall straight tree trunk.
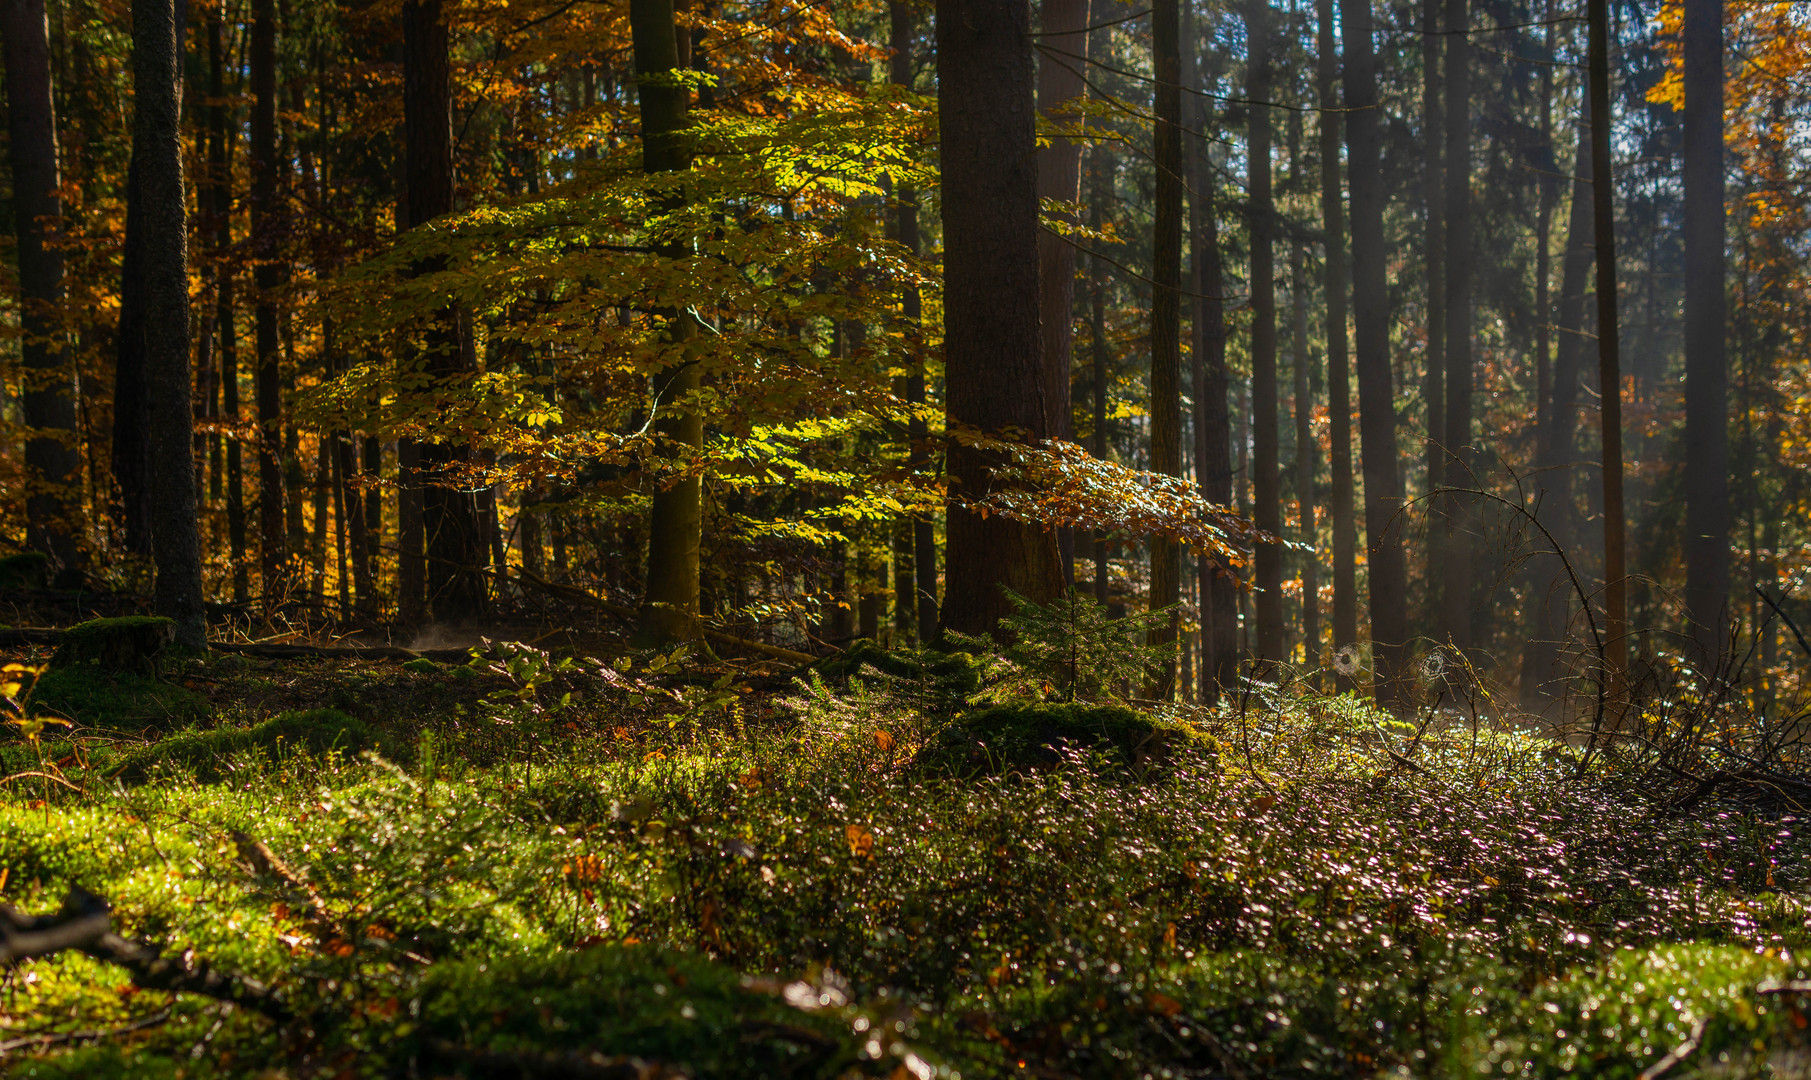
[1246,0,1283,667]
[1088,15,1113,608]
[131,0,204,646]
[1317,0,1356,672]
[1681,0,1728,662]
[1038,0,1088,584]
[1439,0,1472,652]
[113,158,154,555]
[1519,28,1568,709]
[250,0,286,603]
[1146,0,1183,695]
[1419,0,1444,622]
[1290,238,1317,665]
[631,0,703,640]
[1340,0,1408,708]
[404,0,488,623]
[3,0,83,576]
[1187,0,1235,702]
[891,0,937,641]
[209,10,246,602]
[1586,0,1626,680]
[936,0,1064,636]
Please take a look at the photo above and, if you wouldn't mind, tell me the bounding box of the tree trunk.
[936,0,1064,636]
[1439,0,1472,653]
[891,0,937,642]
[1681,0,1728,663]
[1187,0,1235,702]
[1246,0,1283,667]
[631,0,703,640]
[3,0,83,577]
[132,0,204,647]
[1145,0,1183,695]
[1290,238,1317,667]
[1317,0,1356,677]
[1340,0,1408,708]
[404,0,489,623]
[113,157,154,556]
[1586,0,1626,680]
[250,0,286,603]
[1088,8,1113,609]
[1038,0,1088,585]
[1419,0,1444,628]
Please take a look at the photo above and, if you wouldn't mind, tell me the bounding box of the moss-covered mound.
[51,616,178,676]
[30,666,205,730]
[917,701,1216,777]
[112,708,376,782]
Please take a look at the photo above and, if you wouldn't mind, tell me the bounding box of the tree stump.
[51,617,179,677]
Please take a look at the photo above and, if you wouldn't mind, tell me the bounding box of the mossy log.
[51,616,179,676]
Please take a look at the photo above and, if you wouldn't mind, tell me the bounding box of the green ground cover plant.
[2,604,1809,1077]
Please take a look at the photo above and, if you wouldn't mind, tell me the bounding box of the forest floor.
[2,603,1811,1079]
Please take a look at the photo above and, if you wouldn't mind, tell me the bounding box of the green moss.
[402,657,443,674]
[112,708,376,782]
[51,616,179,676]
[917,701,1215,776]
[0,550,50,591]
[30,666,206,730]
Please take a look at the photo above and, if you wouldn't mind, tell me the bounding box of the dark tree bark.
[936,0,1064,636]
[113,157,154,556]
[1246,0,1283,667]
[891,0,938,641]
[1523,121,1595,707]
[207,10,248,604]
[1088,154,1112,606]
[131,0,204,646]
[1088,16,1113,609]
[1290,234,1317,667]
[1187,0,1236,702]
[1038,0,1088,584]
[1682,0,1729,662]
[405,0,489,623]
[1316,0,1357,674]
[250,0,287,602]
[1340,0,1408,708]
[631,0,703,640]
[1586,0,1626,679]
[3,0,83,577]
[1146,0,1183,695]
[1439,0,1473,652]
[1036,0,1088,438]
[1419,0,1444,624]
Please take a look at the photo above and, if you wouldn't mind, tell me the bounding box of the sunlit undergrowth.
[2,632,1810,1077]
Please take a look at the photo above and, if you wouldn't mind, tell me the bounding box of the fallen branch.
[515,570,821,666]
[0,627,64,648]
[0,887,290,1022]
[209,642,470,663]
[0,1006,174,1054]
[1634,1015,1708,1080]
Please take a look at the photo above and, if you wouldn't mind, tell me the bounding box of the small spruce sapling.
[947,588,1177,703]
